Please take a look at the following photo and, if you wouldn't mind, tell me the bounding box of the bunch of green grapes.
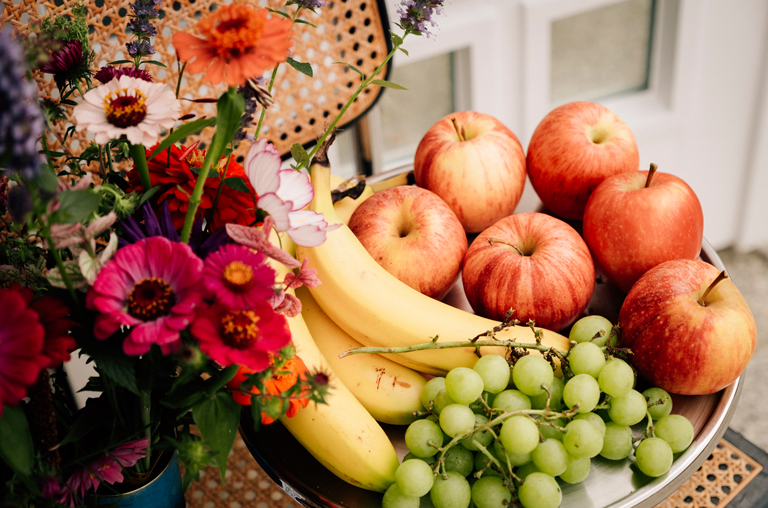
[381,315,695,508]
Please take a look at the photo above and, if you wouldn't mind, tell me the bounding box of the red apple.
[414,111,526,233]
[462,212,595,331]
[527,101,640,220]
[618,259,757,395]
[348,186,467,300]
[583,165,704,293]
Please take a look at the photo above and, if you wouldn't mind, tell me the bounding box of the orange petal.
[204,58,226,86]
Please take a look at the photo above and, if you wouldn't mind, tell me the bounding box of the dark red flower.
[94,65,154,84]
[40,40,87,90]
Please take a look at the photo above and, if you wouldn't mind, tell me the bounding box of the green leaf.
[287,57,313,78]
[334,61,364,78]
[147,117,217,161]
[0,406,34,477]
[294,19,318,28]
[56,189,101,223]
[389,30,404,47]
[370,79,408,90]
[33,164,60,193]
[268,7,291,18]
[193,393,241,481]
[138,186,161,205]
[61,99,78,106]
[290,143,311,168]
[398,47,409,56]
[141,60,167,68]
[204,89,245,168]
[46,259,87,290]
[78,332,140,395]
[223,177,250,193]
[108,59,133,65]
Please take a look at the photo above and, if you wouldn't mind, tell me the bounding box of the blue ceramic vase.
[94,453,185,508]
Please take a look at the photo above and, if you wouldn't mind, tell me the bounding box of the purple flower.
[234,78,273,142]
[126,39,156,57]
[397,0,444,38]
[125,0,162,58]
[289,0,328,10]
[128,17,158,37]
[0,32,44,179]
[94,65,154,84]
[40,40,87,90]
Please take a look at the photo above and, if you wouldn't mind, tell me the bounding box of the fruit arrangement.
[253,103,757,507]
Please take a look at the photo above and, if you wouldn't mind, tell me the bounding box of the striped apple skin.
[462,212,595,331]
[414,111,526,233]
[527,101,640,221]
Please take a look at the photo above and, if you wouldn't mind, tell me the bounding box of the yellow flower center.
[198,4,266,62]
[127,277,176,321]
[221,310,260,348]
[223,260,254,290]
[103,88,148,128]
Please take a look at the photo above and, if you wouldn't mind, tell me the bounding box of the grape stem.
[338,339,566,358]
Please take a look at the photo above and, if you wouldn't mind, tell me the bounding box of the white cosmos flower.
[244,139,340,247]
[73,75,181,148]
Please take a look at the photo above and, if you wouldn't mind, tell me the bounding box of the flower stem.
[130,143,153,193]
[140,388,152,470]
[41,227,80,307]
[208,152,233,231]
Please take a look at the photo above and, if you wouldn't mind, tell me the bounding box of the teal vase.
[94,453,185,508]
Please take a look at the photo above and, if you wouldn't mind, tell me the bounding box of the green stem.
[140,389,152,470]
[106,143,115,174]
[179,154,213,243]
[41,227,80,308]
[339,339,565,358]
[207,152,233,231]
[130,143,153,193]
[175,61,187,99]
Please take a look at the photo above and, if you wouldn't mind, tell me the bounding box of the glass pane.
[380,52,456,166]
[550,0,655,103]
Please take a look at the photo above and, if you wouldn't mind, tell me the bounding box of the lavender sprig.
[396,0,445,38]
[234,78,274,143]
[126,0,162,63]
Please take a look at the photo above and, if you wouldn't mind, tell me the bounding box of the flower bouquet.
[0,0,440,505]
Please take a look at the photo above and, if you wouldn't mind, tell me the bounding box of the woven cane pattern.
[655,439,763,508]
[1,0,388,163]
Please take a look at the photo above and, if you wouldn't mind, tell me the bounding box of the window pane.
[551,0,655,103]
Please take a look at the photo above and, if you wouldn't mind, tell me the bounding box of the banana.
[295,138,572,375]
[296,285,426,425]
[272,259,399,492]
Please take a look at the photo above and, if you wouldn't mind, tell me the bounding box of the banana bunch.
[271,260,400,493]
[296,141,571,376]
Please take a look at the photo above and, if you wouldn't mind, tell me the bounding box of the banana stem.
[339,339,567,358]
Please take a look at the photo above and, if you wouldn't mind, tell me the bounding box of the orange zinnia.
[172,4,294,87]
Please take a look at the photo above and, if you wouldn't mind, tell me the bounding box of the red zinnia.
[127,143,257,231]
[192,301,291,371]
[15,286,77,369]
[0,287,45,416]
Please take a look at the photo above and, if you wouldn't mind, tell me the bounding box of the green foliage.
[53,189,102,224]
[287,57,313,78]
[192,393,241,481]
[0,407,34,478]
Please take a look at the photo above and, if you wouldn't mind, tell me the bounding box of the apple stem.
[451,117,466,142]
[644,163,658,188]
[698,270,729,306]
[488,236,525,256]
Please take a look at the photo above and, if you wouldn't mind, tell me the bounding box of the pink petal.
[257,193,293,231]
[276,169,313,210]
[244,139,282,195]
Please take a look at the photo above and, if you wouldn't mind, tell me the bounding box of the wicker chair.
[1,0,391,167]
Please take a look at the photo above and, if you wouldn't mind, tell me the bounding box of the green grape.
[568,341,606,378]
[421,377,447,410]
[569,315,613,346]
[635,437,673,477]
[446,367,486,405]
[531,438,569,476]
[514,462,541,483]
[598,359,635,398]
[434,389,459,415]
[474,452,503,477]
[654,414,694,453]
[512,355,555,396]
[563,373,600,413]
[443,444,474,477]
[473,354,511,394]
[471,475,512,508]
[530,377,565,411]
[494,440,532,467]
[395,459,435,497]
[491,389,531,414]
[403,452,436,465]
[574,412,606,437]
[563,419,603,458]
[518,472,562,508]
[535,416,565,441]
[559,453,591,484]
[599,422,633,460]
[608,389,647,426]
[643,387,673,420]
[382,483,420,508]
[405,419,444,458]
[500,415,539,455]
[460,414,493,451]
[440,404,476,438]
[429,471,471,508]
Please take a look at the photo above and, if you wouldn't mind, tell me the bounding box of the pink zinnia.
[192,301,291,371]
[110,437,150,468]
[203,244,275,309]
[0,288,44,416]
[86,236,204,355]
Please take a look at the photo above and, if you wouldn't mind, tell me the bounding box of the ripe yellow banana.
[272,260,399,492]
[295,140,571,376]
[296,285,426,425]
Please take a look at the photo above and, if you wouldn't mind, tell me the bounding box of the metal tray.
[240,173,741,507]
